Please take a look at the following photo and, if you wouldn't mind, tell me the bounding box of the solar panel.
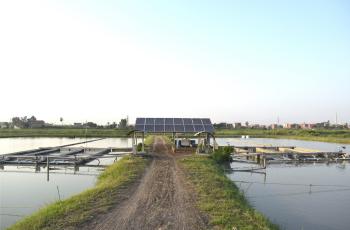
[145,124,155,132]
[135,124,145,131]
[192,118,202,125]
[184,124,195,132]
[183,118,192,125]
[174,125,185,132]
[202,119,211,125]
[194,124,205,132]
[136,118,145,125]
[155,118,165,125]
[204,124,214,133]
[165,125,174,132]
[155,125,164,132]
[145,118,155,125]
[174,118,183,125]
[134,118,214,133]
[165,118,173,125]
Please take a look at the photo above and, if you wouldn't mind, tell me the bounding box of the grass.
[1,128,350,144]
[0,128,129,138]
[215,128,350,144]
[8,156,149,230]
[178,155,279,230]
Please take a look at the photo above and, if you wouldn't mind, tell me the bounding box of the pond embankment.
[8,136,277,230]
[2,128,350,145]
[7,156,149,230]
[178,155,278,230]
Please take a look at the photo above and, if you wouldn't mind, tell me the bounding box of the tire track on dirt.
[87,136,208,230]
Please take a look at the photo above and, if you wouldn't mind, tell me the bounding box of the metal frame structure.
[129,118,215,154]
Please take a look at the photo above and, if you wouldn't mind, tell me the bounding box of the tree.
[28,116,37,122]
[118,118,128,129]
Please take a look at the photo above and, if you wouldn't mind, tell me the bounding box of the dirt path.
[87,136,208,230]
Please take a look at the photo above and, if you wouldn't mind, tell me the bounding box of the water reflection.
[0,137,130,230]
[222,138,350,230]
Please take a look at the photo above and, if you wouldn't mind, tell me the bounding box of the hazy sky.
[1,0,349,125]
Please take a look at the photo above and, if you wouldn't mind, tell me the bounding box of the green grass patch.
[144,135,155,146]
[0,128,129,138]
[215,129,350,144]
[8,156,149,230]
[178,156,278,230]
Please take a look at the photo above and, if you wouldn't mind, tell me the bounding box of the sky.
[0,0,349,125]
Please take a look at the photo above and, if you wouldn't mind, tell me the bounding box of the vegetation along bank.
[8,156,149,230]
[1,128,350,144]
[178,153,278,230]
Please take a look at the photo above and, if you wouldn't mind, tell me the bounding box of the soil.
[85,136,209,230]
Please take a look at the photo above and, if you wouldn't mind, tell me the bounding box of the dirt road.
[87,136,208,230]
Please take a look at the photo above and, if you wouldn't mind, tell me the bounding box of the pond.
[0,137,131,230]
[217,138,350,230]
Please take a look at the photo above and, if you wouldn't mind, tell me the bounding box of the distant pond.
[217,138,350,230]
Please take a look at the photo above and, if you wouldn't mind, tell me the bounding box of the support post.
[142,132,145,152]
[46,156,49,181]
[132,132,137,155]
[206,133,210,153]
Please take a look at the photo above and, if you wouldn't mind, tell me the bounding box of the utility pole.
[336,112,338,125]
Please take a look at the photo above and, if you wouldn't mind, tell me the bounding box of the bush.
[211,146,233,163]
[137,143,143,151]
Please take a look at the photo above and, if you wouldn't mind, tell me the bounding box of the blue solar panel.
[202,119,211,125]
[136,118,145,125]
[145,118,155,125]
[155,125,164,132]
[135,118,214,133]
[174,118,183,125]
[165,125,174,132]
[155,118,165,125]
[204,124,214,132]
[174,125,185,132]
[183,118,192,125]
[192,118,202,125]
[165,118,173,125]
[135,124,144,131]
[194,124,205,132]
[184,125,195,132]
[145,124,155,132]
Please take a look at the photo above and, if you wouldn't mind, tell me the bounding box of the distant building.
[233,123,242,129]
[250,124,265,129]
[0,122,9,128]
[73,123,83,128]
[300,123,315,129]
[314,121,330,129]
[283,123,300,129]
[270,124,282,129]
[28,120,45,128]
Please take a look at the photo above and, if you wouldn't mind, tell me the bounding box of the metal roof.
[135,118,214,133]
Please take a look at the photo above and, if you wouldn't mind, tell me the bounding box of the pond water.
[217,138,350,230]
[0,137,131,229]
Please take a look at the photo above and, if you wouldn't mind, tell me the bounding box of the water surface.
[219,138,350,230]
[0,137,130,229]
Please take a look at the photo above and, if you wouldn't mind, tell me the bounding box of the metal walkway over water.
[0,138,132,167]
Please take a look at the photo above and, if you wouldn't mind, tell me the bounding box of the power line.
[246,188,350,199]
[234,180,350,188]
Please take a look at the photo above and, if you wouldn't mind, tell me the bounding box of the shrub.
[137,143,143,151]
[211,146,233,163]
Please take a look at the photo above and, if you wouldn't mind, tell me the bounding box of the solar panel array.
[135,118,214,133]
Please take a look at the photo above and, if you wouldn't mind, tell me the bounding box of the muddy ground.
[85,136,209,230]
